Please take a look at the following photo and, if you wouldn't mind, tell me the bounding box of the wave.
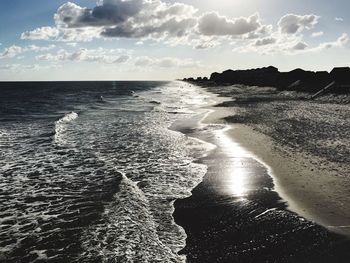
[81,174,186,262]
[57,111,78,123]
[54,111,79,145]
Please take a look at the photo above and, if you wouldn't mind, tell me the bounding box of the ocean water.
[0,81,211,262]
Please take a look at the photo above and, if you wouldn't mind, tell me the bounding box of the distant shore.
[182,66,350,104]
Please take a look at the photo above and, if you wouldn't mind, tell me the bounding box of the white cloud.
[311,31,324,38]
[0,64,16,70]
[0,44,55,59]
[66,42,78,47]
[335,17,344,22]
[134,56,199,68]
[36,47,131,64]
[278,14,319,34]
[27,45,56,52]
[14,1,346,58]
[0,45,22,58]
[22,0,269,46]
[134,56,152,67]
[59,27,104,42]
[21,27,60,40]
[288,33,348,53]
[0,63,61,71]
[317,33,348,50]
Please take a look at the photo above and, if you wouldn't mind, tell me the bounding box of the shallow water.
[0,81,210,262]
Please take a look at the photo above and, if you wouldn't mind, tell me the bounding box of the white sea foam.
[54,111,78,144]
[82,175,186,262]
[0,81,212,262]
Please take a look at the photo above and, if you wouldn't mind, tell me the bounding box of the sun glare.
[215,126,251,198]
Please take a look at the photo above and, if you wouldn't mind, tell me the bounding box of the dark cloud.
[101,17,197,38]
[55,0,144,27]
[54,0,197,40]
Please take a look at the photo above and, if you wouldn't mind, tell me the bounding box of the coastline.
[173,83,350,262]
[198,84,350,236]
[228,124,350,236]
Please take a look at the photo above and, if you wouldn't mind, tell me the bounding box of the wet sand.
[228,125,350,236]
[205,84,350,236]
[173,88,350,262]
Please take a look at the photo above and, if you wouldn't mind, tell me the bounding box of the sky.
[0,0,349,80]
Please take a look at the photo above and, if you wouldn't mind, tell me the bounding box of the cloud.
[16,1,346,58]
[194,41,216,49]
[0,64,16,70]
[134,56,199,68]
[26,45,56,52]
[114,55,130,63]
[21,27,60,40]
[0,45,55,59]
[254,37,276,46]
[311,31,324,38]
[0,63,61,71]
[134,56,152,67]
[53,0,197,40]
[292,41,308,50]
[197,12,261,36]
[317,33,348,50]
[23,0,268,46]
[335,17,344,22]
[0,45,22,58]
[36,47,130,64]
[54,1,144,28]
[101,17,197,38]
[278,14,319,34]
[289,33,348,53]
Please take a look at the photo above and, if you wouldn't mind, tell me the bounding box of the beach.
[0,80,349,262]
[174,82,350,262]
[211,85,350,234]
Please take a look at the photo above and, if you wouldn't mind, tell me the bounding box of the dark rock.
[210,72,221,82]
[330,67,350,83]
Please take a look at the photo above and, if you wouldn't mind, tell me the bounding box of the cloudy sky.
[0,0,349,80]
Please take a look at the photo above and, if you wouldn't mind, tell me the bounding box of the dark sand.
[173,88,350,262]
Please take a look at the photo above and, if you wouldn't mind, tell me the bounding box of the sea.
[0,81,213,263]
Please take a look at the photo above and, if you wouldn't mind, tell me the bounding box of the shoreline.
[196,83,350,236]
[173,83,350,262]
[227,124,350,236]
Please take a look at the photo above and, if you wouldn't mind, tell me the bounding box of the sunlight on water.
[214,126,251,197]
[227,167,247,197]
